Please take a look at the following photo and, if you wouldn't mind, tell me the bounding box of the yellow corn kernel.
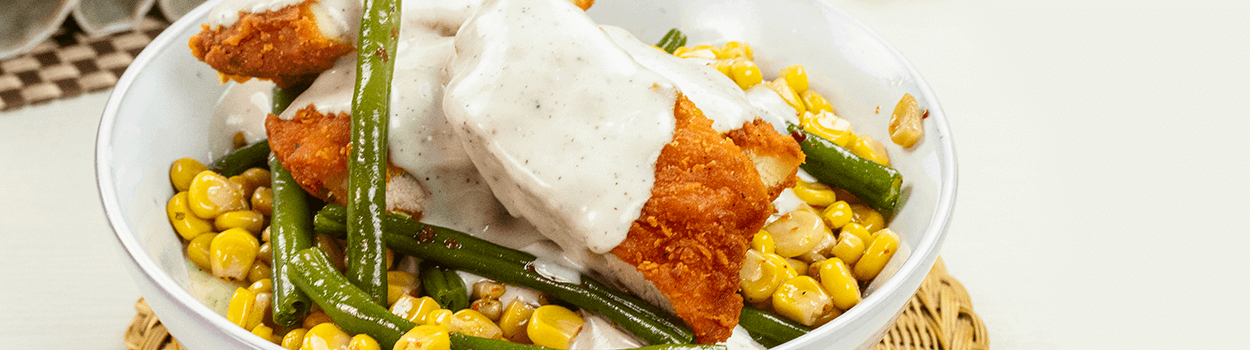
[527,305,585,349]
[801,111,855,147]
[316,235,348,273]
[830,232,866,265]
[813,307,842,328]
[230,175,259,201]
[739,249,794,303]
[249,278,274,294]
[258,242,273,265]
[215,210,265,234]
[248,292,272,330]
[839,223,873,247]
[785,258,809,277]
[750,230,775,255]
[764,210,830,258]
[730,58,763,90]
[849,204,885,233]
[188,170,249,219]
[394,325,451,350]
[719,41,753,60]
[301,323,350,350]
[771,276,834,327]
[850,135,890,166]
[347,334,381,350]
[472,298,504,321]
[281,328,308,350]
[677,46,718,59]
[766,78,806,116]
[671,46,691,57]
[211,228,259,281]
[261,226,271,242]
[709,58,734,78]
[170,158,208,192]
[252,187,274,216]
[248,262,272,283]
[779,65,809,94]
[303,311,332,329]
[692,45,722,57]
[168,192,214,241]
[472,280,506,300]
[187,232,215,271]
[854,229,899,281]
[888,93,924,148]
[252,324,281,343]
[796,231,836,264]
[424,309,454,327]
[816,258,862,310]
[387,271,419,306]
[821,201,853,229]
[392,295,442,324]
[226,287,257,329]
[791,179,836,207]
[801,90,833,115]
[451,309,504,340]
[499,299,536,343]
[241,168,273,189]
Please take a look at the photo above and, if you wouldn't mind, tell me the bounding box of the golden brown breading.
[610,95,774,344]
[569,0,594,11]
[189,0,353,87]
[726,119,804,199]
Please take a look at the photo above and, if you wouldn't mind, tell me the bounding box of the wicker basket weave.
[125,258,986,350]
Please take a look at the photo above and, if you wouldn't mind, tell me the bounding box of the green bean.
[211,140,270,177]
[345,0,403,305]
[635,346,727,350]
[655,28,687,54]
[737,305,809,348]
[448,334,722,350]
[787,124,904,218]
[420,262,470,311]
[267,155,314,326]
[272,82,309,113]
[288,248,415,348]
[314,204,537,265]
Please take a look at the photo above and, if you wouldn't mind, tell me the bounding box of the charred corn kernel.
[227,287,257,329]
[387,271,419,306]
[315,235,347,273]
[251,187,274,216]
[840,223,873,247]
[424,309,454,327]
[779,65,809,93]
[253,324,281,343]
[830,232,866,265]
[392,295,442,324]
[767,78,806,116]
[170,158,208,192]
[792,179,836,207]
[849,204,886,232]
[281,328,308,350]
[821,201,854,229]
[816,258,861,310]
[471,298,504,321]
[499,299,536,343]
[855,229,899,281]
[851,135,891,166]
[249,262,272,283]
[720,41,753,60]
[168,192,214,240]
[472,280,506,300]
[187,232,214,270]
[771,276,834,327]
[764,210,830,258]
[302,323,350,350]
[527,305,584,349]
[240,168,272,189]
[739,249,793,303]
[730,58,763,90]
[786,258,809,277]
[188,171,249,219]
[451,309,504,339]
[347,334,380,350]
[751,230,776,255]
[211,228,259,281]
[258,242,273,264]
[394,325,451,350]
[215,210,265,234]
[801,90,833,115]
[249,292,272,330]
[303,311,332,329]
[889,93,924,148]
[250,278,274,294]
[801,111,855,147]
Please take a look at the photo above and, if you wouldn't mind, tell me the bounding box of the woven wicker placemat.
[124,258,986,350]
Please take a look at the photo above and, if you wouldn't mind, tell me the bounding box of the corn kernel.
[248,292,272,330]
[388,271,419,306]
[854,229,899,281]
[258,242,273,265]
[710,59,734,78]
[187,232,215,271]
[188,170,249,219]
[816,258,862,310]
[785,258,809,277]
[771,276,834,327]
[211,228,259,281]
[821,201,854,229]
[252,324,281,343]
[764,210,830,258]
[316,235,348,273]
[527,305,584,349]
[849,204,885,233]
[830,232,866,265]
[839,223,873,247]
[888,93,924,148]
[394,325,451,350]
[850,135,890,166]
[240,168,272,189]
[392,296,441,324]
[215,210,265,234]
[170,158,208,192]
[779,65,809,93]
[248,262,272,283]
[739,249,794,303]
[226,287,257,329]
[472,298,504,321]
[692,45,722,57]
[791,179,836,207]
[252,187,274,216]
[671,46,692,57]
[281,328,308,350]
[719,41,753,60]
[249,278,274,293]
[766,78,806,116]
[451,309,504,340]
[302,323,350,350]
[348,334,381,350]
[167,192,214,240]
[424,309,454,327]
[677,47,717,59]
[730,58,763,90]
[499,299,536,343]
[303,311,333,329]
[472,280,506,300]
[801,90,833,115]
[750,230,775,255]
[801,111,855,147]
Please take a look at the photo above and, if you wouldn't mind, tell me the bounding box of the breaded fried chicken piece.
[610,95,774,344]
[266,105,424,217]
[189,0,354,87]
[727,119,804,199]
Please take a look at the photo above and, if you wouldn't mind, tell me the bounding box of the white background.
[1,0,1248,348]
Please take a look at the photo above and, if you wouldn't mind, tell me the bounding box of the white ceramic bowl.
[96,1,956,349]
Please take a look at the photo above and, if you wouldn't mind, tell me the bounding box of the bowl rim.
[95,0,957,348]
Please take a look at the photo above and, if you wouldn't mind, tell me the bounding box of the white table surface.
[2,1,1248,349]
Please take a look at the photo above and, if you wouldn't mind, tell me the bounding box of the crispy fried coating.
[569,0,594,11]
[189,0,353,87]
[610,95,774,344]
[727,119,804,199]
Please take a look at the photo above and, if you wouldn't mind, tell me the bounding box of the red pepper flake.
[790,130,807,143]
[875,106,880,114]
[922,109,930,119]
